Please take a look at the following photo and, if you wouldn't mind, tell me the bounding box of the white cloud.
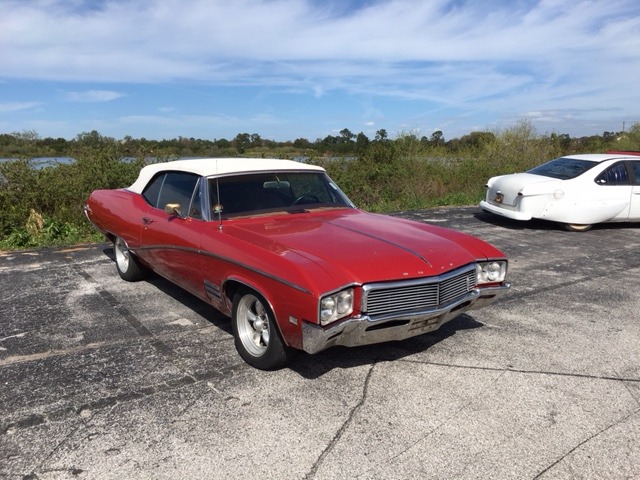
[2,0,638,85]
[1,0,639,139]
[65,90,124,102]
[0,102,41,113]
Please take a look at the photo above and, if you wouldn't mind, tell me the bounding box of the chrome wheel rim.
[114,237,130,272]
[236,294,270,356]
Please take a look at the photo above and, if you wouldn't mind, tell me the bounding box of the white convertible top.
[127,157,325,194]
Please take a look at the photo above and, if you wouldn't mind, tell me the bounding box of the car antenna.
[215,179,224,231]
[214,159,223,231]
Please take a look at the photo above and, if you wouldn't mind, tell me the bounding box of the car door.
[138,171,205,297]
[593,162,634,221]
[629,161,640,220]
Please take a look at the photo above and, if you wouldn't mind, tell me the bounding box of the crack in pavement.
[533,405,640,479]
[355,367,510,479]
[355,358,640,479]
[304,362,376,480]
[412,360,640,384]
[531,368,640,479]
[25,414,92,479]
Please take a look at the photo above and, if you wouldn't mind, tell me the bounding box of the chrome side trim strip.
[135,244,311,294]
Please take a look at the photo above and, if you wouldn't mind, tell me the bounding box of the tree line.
[1,123,635,159]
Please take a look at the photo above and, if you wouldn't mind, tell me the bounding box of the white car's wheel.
[231,289,296,370]
[114,236,146,281]
[563,223,593,232]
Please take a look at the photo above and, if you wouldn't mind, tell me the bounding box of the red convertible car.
[85,158,509,369]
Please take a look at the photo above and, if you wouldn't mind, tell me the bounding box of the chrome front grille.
[362,266,477,318]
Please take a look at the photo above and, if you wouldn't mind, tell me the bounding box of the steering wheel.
[291,194,320,206]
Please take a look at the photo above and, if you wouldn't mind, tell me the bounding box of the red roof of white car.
[128,158,324,194]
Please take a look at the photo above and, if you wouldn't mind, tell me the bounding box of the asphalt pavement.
[1,207,639,479]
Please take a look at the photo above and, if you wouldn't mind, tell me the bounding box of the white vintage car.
[480,151,640,231]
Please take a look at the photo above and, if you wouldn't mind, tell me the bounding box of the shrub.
[0,144,144,249]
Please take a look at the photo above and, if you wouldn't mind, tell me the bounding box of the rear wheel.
[231,289,296,370]
[114,236,146,281]
[563,223,593,232]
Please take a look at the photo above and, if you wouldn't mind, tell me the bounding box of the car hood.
[223,209,502,285]
[489,173,561,205]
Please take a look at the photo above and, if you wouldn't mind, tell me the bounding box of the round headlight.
[320,297,335,321]
[336,290,353,315]
[553,189,564,200]
[485,262,502,282]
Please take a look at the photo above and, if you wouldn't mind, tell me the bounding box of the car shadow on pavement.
[474,211,640,232]
[291,314,485,379]
[101,246,232,334]
[473,211,557,231]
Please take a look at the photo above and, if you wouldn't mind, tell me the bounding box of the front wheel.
[114,236,146,281]
[231,289,296,370]
[563,223,593,232]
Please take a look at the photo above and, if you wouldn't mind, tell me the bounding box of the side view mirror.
[164,203,184,217]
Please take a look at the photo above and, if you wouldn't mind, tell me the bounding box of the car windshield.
[209,171,354,218]
[527,157,598,180]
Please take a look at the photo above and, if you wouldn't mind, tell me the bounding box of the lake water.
[0,157,76,169]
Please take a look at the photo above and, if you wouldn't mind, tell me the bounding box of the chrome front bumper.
[301,284,510,354]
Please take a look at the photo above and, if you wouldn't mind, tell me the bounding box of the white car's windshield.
[527,157,598,180]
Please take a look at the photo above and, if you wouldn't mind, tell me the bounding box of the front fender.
[222,274,314,350]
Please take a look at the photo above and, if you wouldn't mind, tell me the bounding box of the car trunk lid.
[488,173,559,206]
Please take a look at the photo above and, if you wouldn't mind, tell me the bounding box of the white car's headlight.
[476,261,507,284]
[320,288,354,326]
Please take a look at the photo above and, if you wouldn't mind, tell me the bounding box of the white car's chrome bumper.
[480,200,532,221]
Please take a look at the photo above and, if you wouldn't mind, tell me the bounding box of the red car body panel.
[221,210,501,284]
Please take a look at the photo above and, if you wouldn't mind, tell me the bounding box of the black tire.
[113,236,146,281]
[563,223,593,232]
[231,289,296,370]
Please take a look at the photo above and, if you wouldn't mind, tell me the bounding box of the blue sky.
[1,0,639,142]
